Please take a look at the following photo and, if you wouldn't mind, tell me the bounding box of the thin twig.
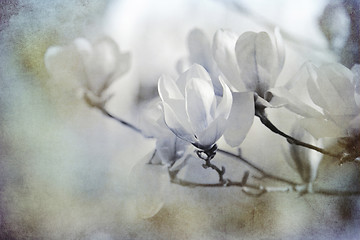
[202,157,226,183]
[169,169,360,196]
[217,149,299,186]
[97,107,147,136]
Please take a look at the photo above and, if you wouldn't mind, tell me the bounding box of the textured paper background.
[1,1,359,239]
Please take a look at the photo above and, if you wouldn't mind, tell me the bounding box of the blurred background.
[0,0,359,239]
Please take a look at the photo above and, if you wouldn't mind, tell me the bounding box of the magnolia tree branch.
[168,156,360,196]
[217,149,298,186]
[92,100,360,197]
[97,106,147,136]
[255,111,341,159]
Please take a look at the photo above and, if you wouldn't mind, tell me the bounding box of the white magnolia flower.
[176,28,256,148]
[284,126,323,185]
[177,28,223,96]
[158,64,232,151]
[298,63,360,162]
[140,99,189,166]
[45,37,130,108]
[213,28,285,107]
[300,63,360,138]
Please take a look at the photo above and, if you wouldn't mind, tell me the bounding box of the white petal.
[267,87,323,118]
[187,29,222,96]
[82,37,123,94]
[177,64,212,95]
[212,29,245,91]
[185,78,217,135]
[197,116,227,149]
[274,27,285,78]
[113,51,131,81]
[317,64,357,115]
[158,75,184,101]
[161,102,196,143]
[288,126,322,183]
[100,37,130,82]
[139,100,169,138]
[188,29,213,73]
[254,94,273,108]
[235,32,275,96]
[223,92,255,147]
[156,135,188,165]
[44,44,85,87]
[299,118,346,139]
[44,46,64,74]
[216,76,233,119]
[306,64,330,111]
[129,155,168,219]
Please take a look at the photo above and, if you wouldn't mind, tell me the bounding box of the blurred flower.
[158,64,232,151]
[177,28,223,96]
[178,29,260,147]
[300,63,360,138]
[299,63,360,162]
[284,126,323,185]
[213,28,285,108]
[139,99,189,166]
[45,37,130,108]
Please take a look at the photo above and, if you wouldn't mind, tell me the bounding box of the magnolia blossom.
[158,64,232,151]
[45,37,130,108]
[177,28,223,96]
[284,126,323,185]
[299,63,360,137]
[140,99,189,166]
[177,29,257,147]
[297,63,360,162]
[212,28,285,107]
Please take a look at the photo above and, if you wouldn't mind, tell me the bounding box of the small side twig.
[202,157,226,183]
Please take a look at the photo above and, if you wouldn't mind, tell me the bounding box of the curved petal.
[212,29,245,91]
[128,155,168,219]
[185,78,217,135]
[177,64,212,95]
[298,118,346,139]
[267,87,323,118]
[161,102,196,143]
[235,32,275,96]
[197,116,227,149]
[188,29,213,73]
[98,37,130,82]
[73,37,128,95]
[156,135,188,165]
[306,64,329,111]
[44,43,86,88]
[317,64,357,115]
[274,27,285,79]
[288,126,322,183]
[215,76,233,120]
[113,51,131,82]
[223,92,255,147]
[44,46,65,74]
[158,75,184,101]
